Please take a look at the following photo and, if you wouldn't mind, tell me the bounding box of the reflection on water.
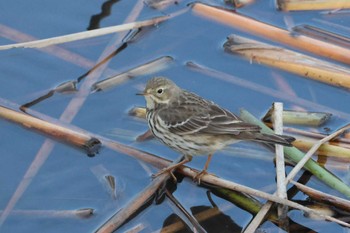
[87,0,121,30]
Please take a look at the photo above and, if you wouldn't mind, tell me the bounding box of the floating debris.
[128,107,146,119]
[225,0,255,8]
[224,35,350,89]
[277,0,350,11]
[20,80,77,111]
[75,208,95,219]
[145,0,179,10]
[90,164,126,200]
[303,204,335,220]
[91,56,174,92]
[54,80,78,94]
[263,108,332,127]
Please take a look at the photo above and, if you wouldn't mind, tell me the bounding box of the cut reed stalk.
[192,3,350,65]
[0,106,100,156]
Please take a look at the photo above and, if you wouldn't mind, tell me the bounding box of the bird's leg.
[194,154,213,184]
[152,155,192,181]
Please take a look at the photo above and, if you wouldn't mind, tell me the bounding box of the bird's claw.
[193,170,208,184]
[152,168,177,183]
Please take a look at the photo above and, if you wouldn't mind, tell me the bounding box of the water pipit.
[138,77,294,181]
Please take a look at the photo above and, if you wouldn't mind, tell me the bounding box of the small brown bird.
[139,77,294,180]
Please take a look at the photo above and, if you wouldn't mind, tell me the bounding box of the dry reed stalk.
[246,103,289,233]
[263,108,331,127]
[273,103,288,226]
[285,127,350,146]
[182,167,350,227]
[277,0,350,11]
[243,112,350,231]
[145,0,179,9]
[0,16,169,50]
[224,35,350,89]
[192,3,350,65]
[0,24,116,75]
[292,139,350,158]
[0,106,100,156]
[291,181,350,212]
[92,56,173,92]
[285,124,350,184]
[225,0,255,7]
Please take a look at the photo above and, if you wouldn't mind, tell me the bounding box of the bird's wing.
[199,104,261,135]
[157,93,260,135]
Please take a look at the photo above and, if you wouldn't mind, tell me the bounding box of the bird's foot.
[152,157,191,183]
[193,170,208,184]
[152,168,177,182]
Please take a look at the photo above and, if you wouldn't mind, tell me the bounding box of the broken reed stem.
[246,104,289,233]
[192,3,350,65]
[263,109,332,127]
[0,16,169,50]
[273,103,288,224]
[183,168,350,227]
[278,0,350,11]
[293,139,350,158]
[0,24,118,74]
[95,156,184,233]
[285,123,350,184]
[92,56,174,92]
[224,35,350,89]
[241,109,350,197]
[95,174,171,233]
[291,181,350,212]
[0,105,100,156]
[245,123,350,232]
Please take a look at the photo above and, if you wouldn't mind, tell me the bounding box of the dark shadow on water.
[162,205,242,233]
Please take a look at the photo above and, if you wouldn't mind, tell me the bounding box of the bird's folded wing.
[157,104,260,135]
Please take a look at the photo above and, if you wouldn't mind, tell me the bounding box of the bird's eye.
[157,88,163,94]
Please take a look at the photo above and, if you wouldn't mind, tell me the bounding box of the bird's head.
[138,77,180,110]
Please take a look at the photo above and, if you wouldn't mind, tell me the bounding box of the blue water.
[1,0,350,232]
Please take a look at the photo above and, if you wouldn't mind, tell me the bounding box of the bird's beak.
[136,91,150,96]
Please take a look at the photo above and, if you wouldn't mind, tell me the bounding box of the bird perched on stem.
[138,77,294,182]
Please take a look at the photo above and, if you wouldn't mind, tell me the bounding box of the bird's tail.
[252,133,295,147]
